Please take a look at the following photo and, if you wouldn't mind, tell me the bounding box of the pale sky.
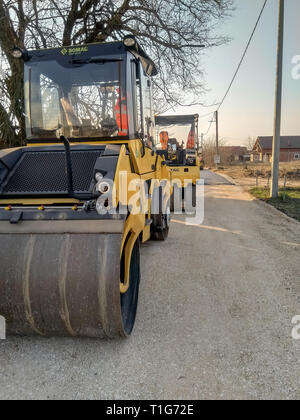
[172,0,300,147]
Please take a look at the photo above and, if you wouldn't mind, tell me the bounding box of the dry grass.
[214,162,300,190]
[215,162,300,180]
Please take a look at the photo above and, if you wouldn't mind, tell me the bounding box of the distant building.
[251,136,300,163]
[219,146,250,163]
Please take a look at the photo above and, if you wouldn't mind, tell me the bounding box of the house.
[219,146,249,163]
[251,136,300,163]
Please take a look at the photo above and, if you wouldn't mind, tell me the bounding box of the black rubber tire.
[171,184,196,213]
[151,199,171,241]
[192,183,197,208]
[151,209,170,240]
[152,227,168,241]
[120,239,141,336]
[183,183,197,210]
[170,183,182,213]
[170,193,174,213]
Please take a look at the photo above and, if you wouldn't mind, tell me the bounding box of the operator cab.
[23,39,157,145]
[155,114,199,167]
[186,149,197,165]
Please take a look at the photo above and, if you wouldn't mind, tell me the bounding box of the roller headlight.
[11,47,29,61]
[12,48,23,59]
[95,172,103,182]
[123,36,136,48]
[97,181,111,194]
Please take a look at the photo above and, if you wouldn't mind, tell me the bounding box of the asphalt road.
[201,169,233,185]
[1,171,300,400]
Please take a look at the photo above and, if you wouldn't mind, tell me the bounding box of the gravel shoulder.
[0,172,300,400]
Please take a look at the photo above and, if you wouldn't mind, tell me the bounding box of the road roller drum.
[0,231,141,338]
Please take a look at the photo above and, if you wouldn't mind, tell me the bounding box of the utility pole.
[271,0,284,198]
[215,111,219,155]
[215,110,219,169]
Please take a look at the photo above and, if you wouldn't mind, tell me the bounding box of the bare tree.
[247,136,257,151]
[0,0,233,147]
[202,136,227,167]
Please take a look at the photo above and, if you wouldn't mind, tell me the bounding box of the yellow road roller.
[0,37,171,338]
[155,114,201,209]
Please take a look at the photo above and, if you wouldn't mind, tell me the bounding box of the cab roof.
[155,114,199,127]
[26,40,158,77]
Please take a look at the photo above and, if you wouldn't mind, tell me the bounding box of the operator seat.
[60,96,82,136]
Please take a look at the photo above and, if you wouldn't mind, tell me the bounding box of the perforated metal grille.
[3,150,103,194]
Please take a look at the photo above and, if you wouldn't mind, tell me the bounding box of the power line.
[204,118,214,136]
[198,111,215,120]
[217,0,268,112]
[203,0,268,137]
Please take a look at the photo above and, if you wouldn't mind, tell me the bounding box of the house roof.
[257,136,300,150]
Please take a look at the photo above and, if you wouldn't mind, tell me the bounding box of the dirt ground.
[214,162,300,190]
[0,171,300,400]
[229,176,300,190]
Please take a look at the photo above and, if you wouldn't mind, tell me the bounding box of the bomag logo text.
[61,47,88,56]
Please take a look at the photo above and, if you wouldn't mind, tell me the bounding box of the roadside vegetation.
[216,162,300,180]
[214,162,300,191]
[250,187,300,222]
[213,161,300,221]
